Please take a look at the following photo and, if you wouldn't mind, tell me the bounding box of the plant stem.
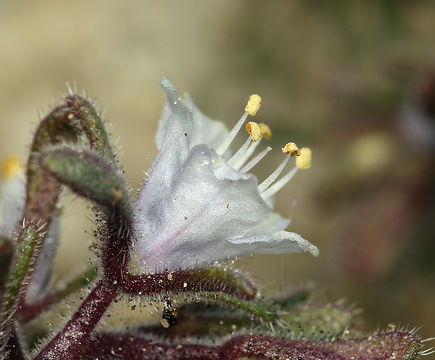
[35,281,117,360]
[122,267,257,301]
[4,328,24,360]
[17,266,98,323]
[0,225,42,355]
[83,332,220,359]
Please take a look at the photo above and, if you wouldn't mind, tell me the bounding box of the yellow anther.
[245,122,261,141]
[259,123,272,139]
[296,147,311,169]
[281,142,300,156]
[245,94,261,116]
[1,156,21,180]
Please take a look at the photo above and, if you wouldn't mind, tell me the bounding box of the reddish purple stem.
[35,281,118,360]
[4,328,24,360]
[122,268,256,301]
[76,332,421,360]
[83,333,220,360]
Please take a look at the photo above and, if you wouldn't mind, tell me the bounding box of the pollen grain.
[245,122,261,141]
[296,147,312,169]
[245,94,261,116]
[282,142,300,156]
[259,123,272,139]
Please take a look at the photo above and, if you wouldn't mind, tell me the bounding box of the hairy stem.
[0,106,80,356]
[78,331,422,360]
[18,106,80,304]
[0,225,43,354]
[4,328,24,360]
[65,96,133,283]
[83,332,220,359]
[25,106,80,223]
[35,281,117,360]
[122,267,257,301]
[40,146,133,284]
[220,333,422,360]
[17,266,98,323]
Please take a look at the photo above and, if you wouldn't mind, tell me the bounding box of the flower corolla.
[130,78,318,272]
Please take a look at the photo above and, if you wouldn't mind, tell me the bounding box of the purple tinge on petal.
[131,145,273,271]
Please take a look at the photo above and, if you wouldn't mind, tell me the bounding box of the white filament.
[261,166,298,199]
[227,137,251,167]
[233,137,262,170]
[258,156,290,193]
[241,147,272,173]
[216,112,248,156]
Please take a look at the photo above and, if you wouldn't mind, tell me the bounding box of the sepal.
[40,146,130,214]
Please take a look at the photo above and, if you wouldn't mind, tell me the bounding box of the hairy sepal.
[0,224,45,356]
[65,95,114,160]
[139,297,354,341]
[279,303,356,340]
[40,146,130,215]
[138,296,278,339]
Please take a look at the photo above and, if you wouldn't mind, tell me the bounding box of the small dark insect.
[161,299,178,328]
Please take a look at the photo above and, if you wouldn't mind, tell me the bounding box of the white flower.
[130,78,318,272]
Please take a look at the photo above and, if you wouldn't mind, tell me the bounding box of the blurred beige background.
[1,0,435,345]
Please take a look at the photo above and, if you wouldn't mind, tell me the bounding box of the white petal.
[131,144,273,271]
[245,212,289,237]
[227,230,319,257]
[136,79,193,209]
[154,78,192,153]
[264,195,276,208]
[184,93,230,153]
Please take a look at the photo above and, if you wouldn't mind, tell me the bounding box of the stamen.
[216,94,262,156]
[229,122,262,167]
[245,122,261,141]
[261,166,299,199]
[282,142,300,156]
[1,156,21,180]
[259,123,272,139]
[261,147,312,199]
[258,156,290,193]
[227,136,251,167]
[232,138,262,170]
[241,147,272,173]
[296,147,311,169]
[216,112,249,156]
[245,94,262,116]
